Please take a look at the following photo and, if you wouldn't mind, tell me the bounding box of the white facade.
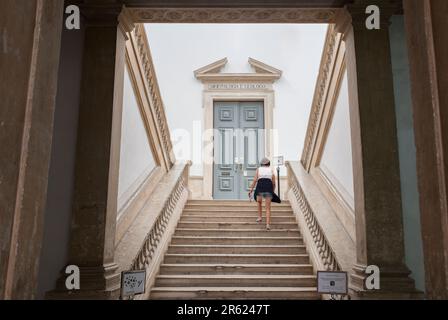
[320,71,355,205]
[145,23,328,176]
[118,66,157,212]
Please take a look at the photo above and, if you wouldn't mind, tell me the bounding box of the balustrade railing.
[115,162,191,299]
[287,162,341,272]
[131,167,188,270]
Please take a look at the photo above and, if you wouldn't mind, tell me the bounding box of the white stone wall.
[118,66,157,211]
[145,23,328,176]
[319,71,355,205]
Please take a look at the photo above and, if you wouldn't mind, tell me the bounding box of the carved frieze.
[207,83,270,90]
[301,25,339,171]
[133,25,174,168]
[130,8,338,23]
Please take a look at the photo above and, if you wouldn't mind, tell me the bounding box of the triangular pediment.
[248,57,283,75]
[193,58,228,76]
[194,57,282,82]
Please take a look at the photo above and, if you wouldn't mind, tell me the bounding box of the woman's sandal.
[256,217,262,223]
[266,224,271,231]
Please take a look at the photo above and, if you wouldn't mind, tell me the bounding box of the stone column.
[47,5,134,299]
[403,0,448,299]
[335,1,418,298]
[0,0,64,299]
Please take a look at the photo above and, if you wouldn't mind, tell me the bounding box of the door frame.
[203,92,275,199]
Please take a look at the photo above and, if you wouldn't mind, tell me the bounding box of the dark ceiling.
[122,0,352,8]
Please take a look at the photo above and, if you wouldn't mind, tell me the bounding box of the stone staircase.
[150,200,319,299]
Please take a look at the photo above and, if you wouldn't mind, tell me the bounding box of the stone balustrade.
[114,162,191,299]
[286,161,356,297]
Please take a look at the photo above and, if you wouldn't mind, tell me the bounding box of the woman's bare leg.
[265,197,272,228]
[257,196,263,222]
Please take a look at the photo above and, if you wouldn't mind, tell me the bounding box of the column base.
[46,288,121,300]
[46,263,121,300]
[349,264,424,300]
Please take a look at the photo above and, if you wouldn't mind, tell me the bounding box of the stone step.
[150,287,319,300]
[170,236,303,245]
[185,203,292,207]
[174,228,301,237]
[164,254,310,264]
[183,208,294,214]
[184,205,293,212]
[182,212,294,218]
[180,215,296,223]
[176,222,298,230]
[158,263,314,275]
[187,200,290,206]
[154,274,317,288]
[167,244,306,255]
[148,199,317,300]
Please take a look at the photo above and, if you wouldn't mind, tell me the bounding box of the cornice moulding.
[193,58,228,76]
[194,57,282,83]
[196,73,281,82]
[248,57,283,76]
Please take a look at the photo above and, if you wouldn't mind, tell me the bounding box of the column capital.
[333,8,352,37]
[80,4,136,38]
[349,2,396,28]
[334,1,401,37]
[80,3,121,25]
[118,7,136,39]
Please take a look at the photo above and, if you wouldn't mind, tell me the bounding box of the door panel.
[213,101,264,200]
[239,102,264,199]
[214,102,239,199]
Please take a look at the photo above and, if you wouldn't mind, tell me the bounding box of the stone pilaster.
[47,5,135,300]
[0,0,64,299]
[335,1,419,298]
[403,0,448,299]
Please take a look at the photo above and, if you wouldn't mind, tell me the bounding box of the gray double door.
[213,101,265,200]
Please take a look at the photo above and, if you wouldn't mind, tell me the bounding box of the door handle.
[235,162,242,172]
